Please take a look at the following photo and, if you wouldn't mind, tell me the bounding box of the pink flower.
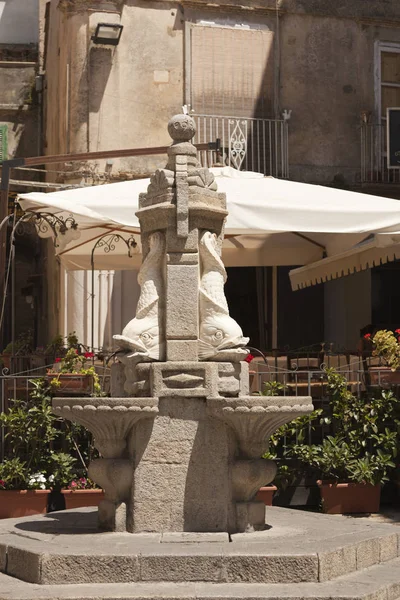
[55,357,61,363]
[0,480,5,487]
[70,481,77,488]
[245,354,255,363]
[84,352,94,359]
[364,333,371,339]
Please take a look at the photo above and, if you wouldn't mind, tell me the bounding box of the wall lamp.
[91,23,123,46]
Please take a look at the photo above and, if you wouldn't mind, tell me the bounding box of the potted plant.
[367,329,400,384]
[47,348,100,396]
[256,381,322,506]
[0,458,54,518]
[63,477,104,510]
[286,369,398,513]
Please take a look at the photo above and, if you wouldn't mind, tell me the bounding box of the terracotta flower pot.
[317,481,381,514]
[47,374,93,396]
[0,490,50,519]
[369,367,400,385]
[255,485,277,506]
[62,489,104,510]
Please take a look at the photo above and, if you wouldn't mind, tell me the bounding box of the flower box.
[255,485,277,506]
[0,490,50,519]
[47,374,93,396]
[368,367,400,386]
[62,489,104,510]
[317,481,380,514]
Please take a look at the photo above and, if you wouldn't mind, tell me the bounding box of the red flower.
[84,352,94,359]
[395,329,400,335]
[245,354,255,363]
[0,480,5,487]
[364,333,371,339]
[54,357,61,363]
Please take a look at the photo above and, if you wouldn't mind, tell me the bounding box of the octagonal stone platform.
[1,506,399,588]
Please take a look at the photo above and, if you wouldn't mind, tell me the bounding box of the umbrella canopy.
[17,167,400,270]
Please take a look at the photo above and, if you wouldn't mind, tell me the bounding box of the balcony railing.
[361,122,400,184]
[192,114,289,178]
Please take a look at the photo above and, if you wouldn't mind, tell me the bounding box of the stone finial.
[168,114,196,143]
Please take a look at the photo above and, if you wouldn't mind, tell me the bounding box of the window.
[0,124,7,163]
[190,24,274,118]
[377,43,400,121]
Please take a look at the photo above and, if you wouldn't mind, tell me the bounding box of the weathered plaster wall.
[45,0,184,177]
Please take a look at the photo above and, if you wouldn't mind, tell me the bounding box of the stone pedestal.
[53,115,314,534]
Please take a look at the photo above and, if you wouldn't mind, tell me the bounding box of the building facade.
[35,0,400,351]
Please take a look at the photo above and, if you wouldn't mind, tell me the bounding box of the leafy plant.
[371,329,400,371]
[47,348,101,395]
[0,458,29,490]
[46,452,77,491]
[256,380,287,397]
[264,369,400,487]
[0,378,97,490]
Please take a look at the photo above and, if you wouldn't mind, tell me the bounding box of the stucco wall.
[0,0,39,44]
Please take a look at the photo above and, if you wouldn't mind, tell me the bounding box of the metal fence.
[361,122,400,184]
[192,114,289,178]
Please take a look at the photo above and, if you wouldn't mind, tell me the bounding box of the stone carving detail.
[114,231,165,361]
[232,459,277,501]
[53,398,159,459]
[207,396,314,459]
[147,169,175,197]
[199,231,249,360]
[188,168,218,190]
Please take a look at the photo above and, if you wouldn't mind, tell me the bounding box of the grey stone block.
[98,500,127,532]
[6,546,42,584]
[236,502,266,533]
[140,554,224,582]
[40,554,140,584]
[161,532,229,543]
[379,534,398,563]
[223,554,319,583]
[167,252,199,265]
[166,340,198,362]
[166,225,199,253]
[166,264,198,339]
[0,543,6,572]
[356,538,380,570]
[318,545,357,582]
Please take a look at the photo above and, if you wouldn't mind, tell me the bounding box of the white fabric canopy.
[17,167,400,271]
[289,234,400,290]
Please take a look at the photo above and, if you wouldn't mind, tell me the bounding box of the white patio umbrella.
[17,167,400,271]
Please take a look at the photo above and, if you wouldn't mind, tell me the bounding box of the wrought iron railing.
[192,114,289,178]
[361,122,400,184]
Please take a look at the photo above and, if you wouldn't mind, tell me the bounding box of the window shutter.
[0,125,8,163]
[191,25,274,118]
[381,52,400,118]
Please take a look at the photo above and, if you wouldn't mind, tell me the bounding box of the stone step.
[0,507,399,585]
[1,556,400,600]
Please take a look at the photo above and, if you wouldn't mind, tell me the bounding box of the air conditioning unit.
[386,107,400,168]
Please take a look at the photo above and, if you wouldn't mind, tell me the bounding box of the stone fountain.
[53,115,313,534]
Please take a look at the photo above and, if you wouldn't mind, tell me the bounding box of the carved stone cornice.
[58,0,124,14]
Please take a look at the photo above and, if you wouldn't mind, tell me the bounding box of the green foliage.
[256,380,287,397]
[47,348,102,395]
[0,380,59,472]
[0,458,28,490]
[372,329,400,371]
[46,452,77,491]
[264,369,400,486]
[0,378,98,490]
